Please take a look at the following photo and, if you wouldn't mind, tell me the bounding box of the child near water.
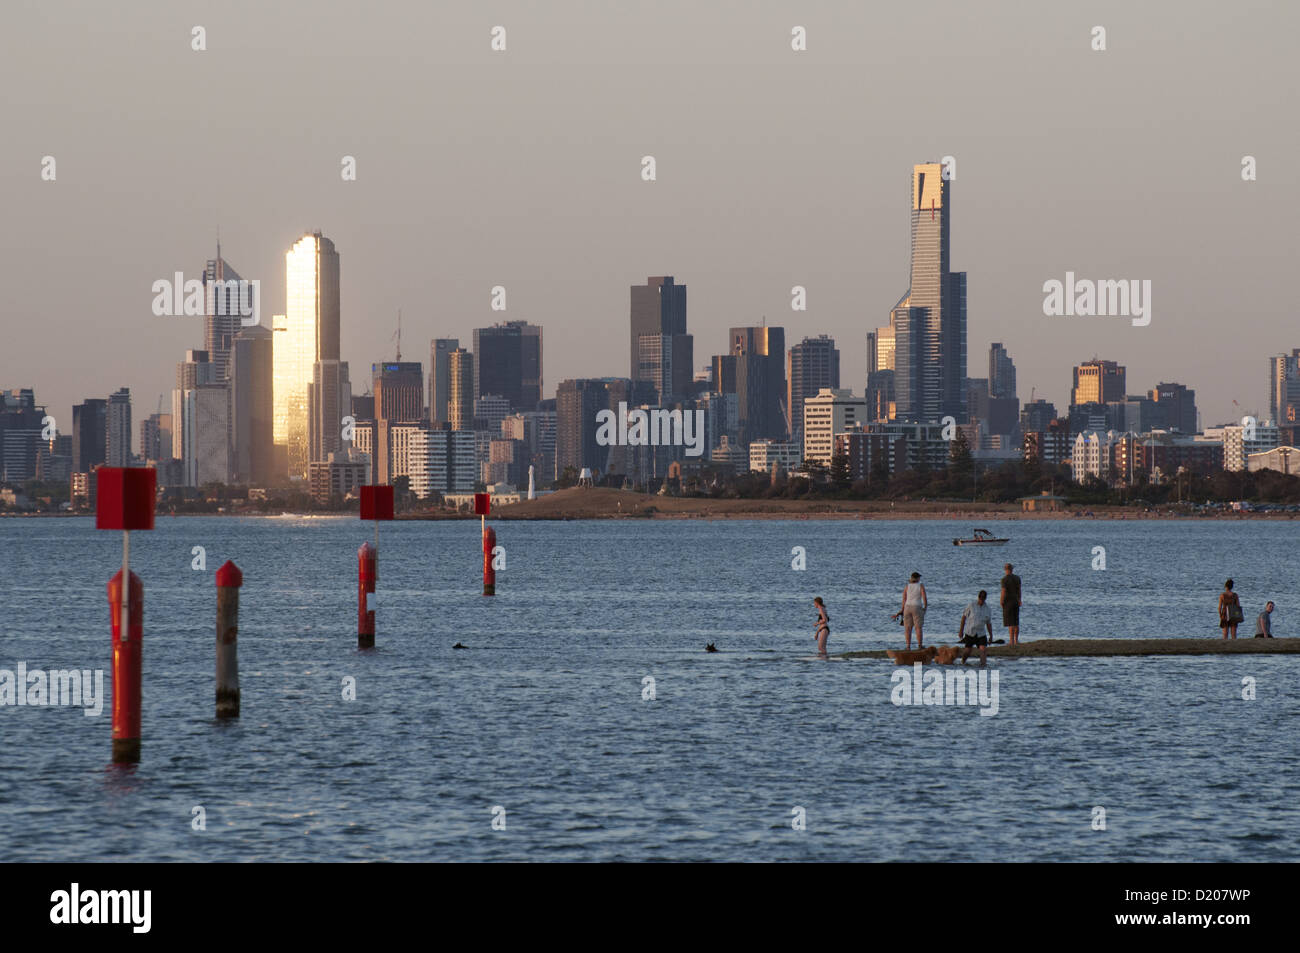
[813,597,830,657]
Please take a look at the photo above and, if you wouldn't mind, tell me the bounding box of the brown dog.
[886,645,937,666]
[931,645,961,665]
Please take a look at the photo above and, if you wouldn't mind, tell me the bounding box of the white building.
[388,423,425,484]
[1220,420,1279,471]
[1247,445,1298,475]
[749,438,802,474]
[1071,430,1117,481]
[802,388,866,468]
[409,429,477,499]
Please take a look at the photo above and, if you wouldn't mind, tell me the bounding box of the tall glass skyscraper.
[274,232,340,479]
[891,163,966,423]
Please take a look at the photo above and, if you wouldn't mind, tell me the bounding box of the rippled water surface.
[1,516,1297,861]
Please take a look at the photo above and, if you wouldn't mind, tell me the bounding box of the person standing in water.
[892,572,928,649]
[812,597,830,657]
[1218,579,1243,639]
[1000,563,1022,645]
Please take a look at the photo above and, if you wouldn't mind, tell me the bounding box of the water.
[1,516,1297,861]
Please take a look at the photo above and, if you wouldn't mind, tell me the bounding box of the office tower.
[203,245,254,380]
[139,413,172,462]
[989,343,1017,399]
[172,350,217,462]
[472,322,543,413]
[556,378,630,479]
[474,395,512,436]
[230,326,275,484]
[630,277,691,403]
[275,232,341,479]
[0,388,45,480]
[351,394,375,421]
[1072,360,1126,405]
[105,388,132,466]
[787,335,840,443]
[448,348,475,430]
[309,360,351,469]
[184,384,230,485]
[1021,399,1058,434]
[373,362,423,424]
[728,325,786,444]
[1269,349,1300,426]
[71,398,107,473]
[890,163,966,423]
[503,410,557,486]
[429,338,460,425]
[1149,382,1197,434]
[869,318,897,374]
[711,354,737,395]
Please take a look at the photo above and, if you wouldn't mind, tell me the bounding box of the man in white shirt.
[958,590,994,666]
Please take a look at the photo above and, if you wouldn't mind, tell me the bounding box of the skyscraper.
[203,245,254,381]
[727,325,786,444]
[890,163,967,423]
[275,232,340,479]
[428,338,460,425]
[787,335,840,443]
[1269,349,1300,426]
[71,398,107,473]
[309,359,351,468]
[172,350,216,463]
[230,325,275,485]
[106,387,132,467]
[556,378,629,479]
[630,277,691,404]
[1072,360,1126,405]
[448,348,475,431]
[1149,382,1197,434]
[472,322,543,412]
[989,343,1017,400]
[373,362,424,424]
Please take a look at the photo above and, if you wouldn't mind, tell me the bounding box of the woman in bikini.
[813,597,830,657]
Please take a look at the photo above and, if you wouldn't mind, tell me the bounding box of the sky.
[2,0,1296,438]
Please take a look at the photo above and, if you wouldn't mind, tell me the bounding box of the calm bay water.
[1,515,1297,862]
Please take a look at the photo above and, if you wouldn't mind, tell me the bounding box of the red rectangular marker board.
[473,493,490,516]
[360,485,395,521]
[96,467,156,530]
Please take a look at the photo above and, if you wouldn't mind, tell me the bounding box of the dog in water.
[886,645,937,666]
[931,645,961,665]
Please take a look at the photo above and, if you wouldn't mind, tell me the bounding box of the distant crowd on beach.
[809,565,1279,663]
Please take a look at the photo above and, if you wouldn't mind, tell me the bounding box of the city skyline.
[4,1,1296,436]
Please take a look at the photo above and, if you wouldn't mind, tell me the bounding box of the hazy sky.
[3,0,1296,438]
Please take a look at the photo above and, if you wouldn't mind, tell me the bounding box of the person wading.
[893,572,928,650]
[1219,579,1243,639]
[1000,564,1022,646]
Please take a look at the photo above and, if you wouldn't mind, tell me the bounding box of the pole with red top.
[215,560,243,718]
[475,493,495,596]
[96,467,156,764]
[358,485,394,648]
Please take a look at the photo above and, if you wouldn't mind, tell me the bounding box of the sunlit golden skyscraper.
[274,232,340,479]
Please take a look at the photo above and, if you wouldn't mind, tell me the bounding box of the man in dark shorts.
[1000,563,1022,645]
[958,590,994,666]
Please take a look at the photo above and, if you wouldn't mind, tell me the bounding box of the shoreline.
[837,637,1300,659]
